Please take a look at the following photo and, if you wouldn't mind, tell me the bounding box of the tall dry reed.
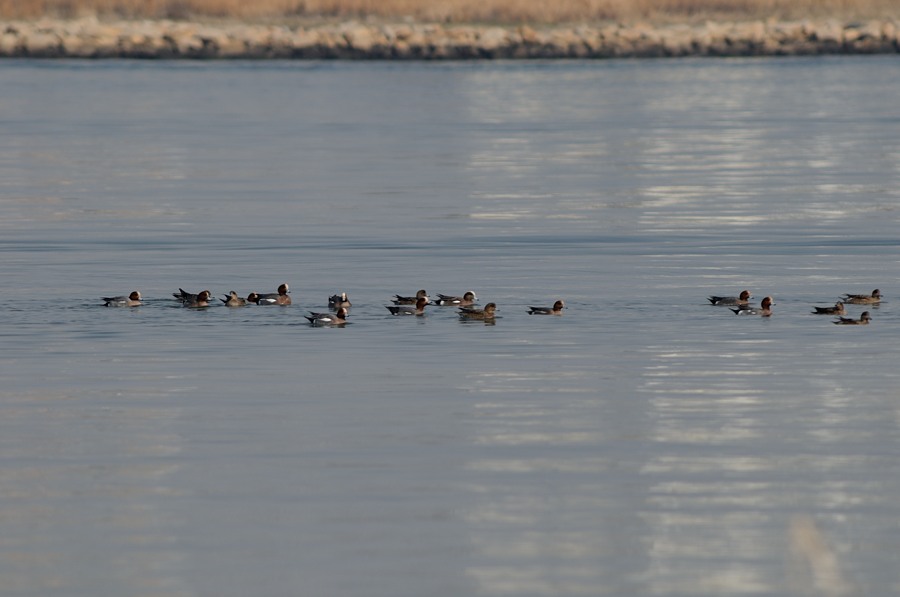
[2,0,897,22]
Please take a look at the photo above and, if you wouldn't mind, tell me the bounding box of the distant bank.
[1,18,897,59]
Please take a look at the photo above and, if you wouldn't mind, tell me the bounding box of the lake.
[1,56,899,597]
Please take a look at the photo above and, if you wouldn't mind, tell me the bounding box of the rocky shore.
[1,17,897,59]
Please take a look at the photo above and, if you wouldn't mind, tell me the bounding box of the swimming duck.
[392,289,430,305]
[708,290,752,306]
[834,311,871,325]
[254,283,291,305]
[387,297,427,316]
[434,291,477,306]
[730,296,774,317]
[527,300,566,315]
[305,308,349,326]
[173,288,212,304]
[842,289,881,304]
[459,302,497,320]
[102,291,142,307]
[221,291,247,307]
[182,290,211,308]
[812,302,844,315]
[328,292,352,309]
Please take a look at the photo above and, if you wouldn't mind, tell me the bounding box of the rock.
[518,25,539,45]
[23,30,62,57]
[477,27,509,52]
[343,23,388,56]
[659,25,694,57]
[0,32,20,55]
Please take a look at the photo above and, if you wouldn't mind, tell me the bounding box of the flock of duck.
[101,283,566,325]
[102,283,880,326]
[708,289,880,325]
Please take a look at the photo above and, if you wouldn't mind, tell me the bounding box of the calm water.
[2,56,900,596]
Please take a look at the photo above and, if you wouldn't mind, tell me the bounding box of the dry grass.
[2,0,898,23]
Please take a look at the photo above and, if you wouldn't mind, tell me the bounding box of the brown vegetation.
[2,0,898,24]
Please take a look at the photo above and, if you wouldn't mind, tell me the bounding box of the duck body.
[842,289,881,304]
[103,291,142,307]
[434,291,477,306]
[221,291,247,307]
[305,308,348,326]
[387,297,427,316]
[730,296,774,317]
[527,300,565,315]
[392,290,429,305]
[328,292,352,309]
[459,302,497,320]
[182,290,211,308]
[812,302,844,315]
[834,311,871,325]
[708,290,752,306]
[174,288,212,304]
[253,283,291,305]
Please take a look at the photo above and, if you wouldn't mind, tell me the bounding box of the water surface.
[1,56,900,596]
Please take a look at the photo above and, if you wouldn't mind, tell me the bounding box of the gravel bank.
[1,17,897,59]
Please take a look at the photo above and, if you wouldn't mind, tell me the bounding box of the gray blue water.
[1,56,900,596]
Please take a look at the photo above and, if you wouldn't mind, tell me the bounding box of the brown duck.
[708,290,752,306]
[459,302,497,320]
[812,301,844,315]
[842,289,881,304]
[833,311,871,325]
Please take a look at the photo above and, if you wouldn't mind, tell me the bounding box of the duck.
[387,297,427,316]
[527,300,565,315]
[173,288,212,304]
[459,302,497,320]
[842,289,881,304]
[434,291,477,306]
[834,311,871,325]
[305,308,349,326]
[220,291,247,307]
[253,283,291,305]
[730,296,774,317]
[812,302,844,315]
[328,292,352,309]
[708,290,752,306]
[392,289,429,305]
[182,290,211,308]
[102,291,142,307]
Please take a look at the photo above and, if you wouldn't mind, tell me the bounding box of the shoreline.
[1,17,897,59]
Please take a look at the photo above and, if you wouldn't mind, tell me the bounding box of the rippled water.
[1,56,900,596]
